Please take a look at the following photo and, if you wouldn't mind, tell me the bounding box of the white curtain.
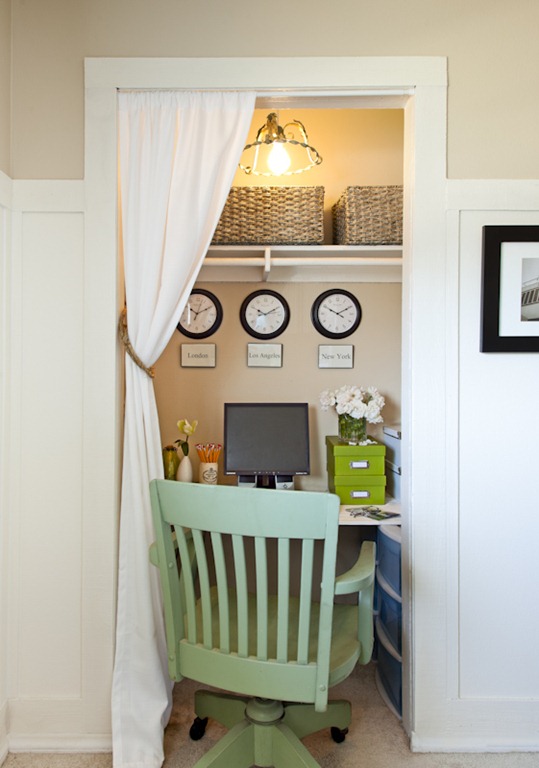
[113,90,256,768]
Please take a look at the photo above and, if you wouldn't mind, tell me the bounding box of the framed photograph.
[481,225,539,352]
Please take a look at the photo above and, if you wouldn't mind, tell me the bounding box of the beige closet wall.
[0,0,10,174]
[5,0,539,180]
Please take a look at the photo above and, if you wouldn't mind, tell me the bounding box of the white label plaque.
[247,344,282,368]
[180,344,216,368]
[318,345,354,368]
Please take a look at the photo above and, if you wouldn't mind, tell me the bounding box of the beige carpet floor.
[4,664,538,767]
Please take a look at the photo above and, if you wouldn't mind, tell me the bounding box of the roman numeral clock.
[310,289,362,339]
[240,289,291,340]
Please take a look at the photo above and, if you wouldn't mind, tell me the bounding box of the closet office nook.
[154,105,405,715]
[83,58,455,768]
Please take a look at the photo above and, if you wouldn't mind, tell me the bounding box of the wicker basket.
[212,186,324,245]
[333,186,403,245]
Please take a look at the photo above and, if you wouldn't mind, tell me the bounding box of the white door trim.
[84,56,449,743]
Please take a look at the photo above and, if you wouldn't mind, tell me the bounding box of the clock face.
[177,289,223,339]
[311,289,362,339]
[240,290,290,340]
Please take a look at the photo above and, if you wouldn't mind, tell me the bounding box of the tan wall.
[0,0,10,175]
[7,0,539,180]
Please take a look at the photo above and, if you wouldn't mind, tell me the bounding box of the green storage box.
[326,435,386,476]
[326,435,387,504]
[329,474,387,505]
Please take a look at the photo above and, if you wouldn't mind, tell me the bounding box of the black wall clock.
[240,289,290,340]
[177,289,223,339]
[311,288,362,339]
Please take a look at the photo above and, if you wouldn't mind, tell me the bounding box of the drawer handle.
[351,490,370,498]
[350,460,369,469]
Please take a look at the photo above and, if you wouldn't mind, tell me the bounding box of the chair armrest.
[334,540,376,595]
[149,542,159,567]
[149,530,181,567]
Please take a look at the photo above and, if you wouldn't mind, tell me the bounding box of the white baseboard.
[411,731,539,753]
[0,701,7,765]
[8,735,112,754]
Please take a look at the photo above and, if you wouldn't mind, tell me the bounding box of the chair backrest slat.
[192,528,212,649]
[176,525,198,645]
[276,538,290,663]
[254,536,268,660]
[297,538,314,664]
[210,531,230,652]
[232,533,249,657]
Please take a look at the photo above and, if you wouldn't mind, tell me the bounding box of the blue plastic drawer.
[376,570,402,654]
[375,618,402,718]
[377,524,401,595]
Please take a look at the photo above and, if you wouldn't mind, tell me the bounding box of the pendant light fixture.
[239,112,323,177]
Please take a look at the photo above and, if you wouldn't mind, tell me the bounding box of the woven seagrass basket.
[212,186,324,245]
[333,186,403,245]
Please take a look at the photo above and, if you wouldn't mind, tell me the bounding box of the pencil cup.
[199,462,218,485]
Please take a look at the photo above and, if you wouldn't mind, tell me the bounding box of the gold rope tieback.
[118,307,155,378]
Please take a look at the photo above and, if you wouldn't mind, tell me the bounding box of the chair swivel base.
[189,689,351,768]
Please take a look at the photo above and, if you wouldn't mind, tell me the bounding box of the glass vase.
[338,414,367,445]
[162,446,180,480]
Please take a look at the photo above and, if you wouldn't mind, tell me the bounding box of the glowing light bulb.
[267,142,291,175]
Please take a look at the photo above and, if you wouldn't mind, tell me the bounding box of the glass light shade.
[239,113,322,177]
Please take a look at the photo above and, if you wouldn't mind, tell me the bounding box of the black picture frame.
[481,225,539,352]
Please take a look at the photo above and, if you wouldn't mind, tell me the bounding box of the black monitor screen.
[224,403,310,476]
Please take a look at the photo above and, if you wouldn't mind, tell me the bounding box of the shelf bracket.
[263,247,271,281]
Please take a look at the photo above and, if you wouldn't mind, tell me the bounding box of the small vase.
[338,414,367,445]
[177,454,193,482]
[162,446,180,481]
[199,462,218,485]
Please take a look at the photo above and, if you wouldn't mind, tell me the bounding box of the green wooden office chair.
[149,479,376,768]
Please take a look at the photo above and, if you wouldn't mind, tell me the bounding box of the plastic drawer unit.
[376,569,402,654]
[375,618,402,719]
[374,524,402,718]
[377,523,401,594]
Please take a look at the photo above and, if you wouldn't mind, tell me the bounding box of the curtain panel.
[113,90,255,768]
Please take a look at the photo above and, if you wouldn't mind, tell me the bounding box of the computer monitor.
[224,402,310,489]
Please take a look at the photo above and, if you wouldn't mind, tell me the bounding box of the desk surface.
[339,498,401,526]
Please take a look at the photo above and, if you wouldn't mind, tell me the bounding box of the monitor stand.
[237,474,295,490]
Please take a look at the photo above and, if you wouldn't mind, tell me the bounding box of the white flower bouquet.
[319,385,385,423]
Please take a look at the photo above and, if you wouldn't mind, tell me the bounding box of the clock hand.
[336,305,353,316]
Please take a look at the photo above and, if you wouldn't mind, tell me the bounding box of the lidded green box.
[329,474,387,505]
[326,435,386,476]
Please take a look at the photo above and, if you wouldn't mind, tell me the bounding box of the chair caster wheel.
[189,716,208,741]
[331,726,349,743]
